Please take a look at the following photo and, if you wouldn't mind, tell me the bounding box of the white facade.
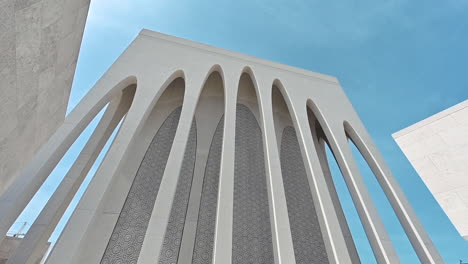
[0,30,442,264]
[393,100,468,240]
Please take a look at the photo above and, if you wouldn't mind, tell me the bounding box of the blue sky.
[11,0,468,263]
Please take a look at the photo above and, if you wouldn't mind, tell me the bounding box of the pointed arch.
[0,74,138,256]
[232,69,274,264]
[7,84,136,264]
[177,67,226,264]
[99,75,197,264]
[272,84,330,263]
[45,69,195,264]
[343,121,442,263]
[305,104,361,263]
[343,120,388,184]
[236,67,262,117]
[306,98,399,263]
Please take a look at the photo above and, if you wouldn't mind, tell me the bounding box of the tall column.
[6,89,133,264]
[178,71,225,264]
[212,68,239,264]
[328,131,399,263]
[315,137,360,263]
[0,74,134,246]
[344,122,443,263]
[136,71,205,264]
[290,108,354,263]
[256,75,296,264]
[45,72,175,264]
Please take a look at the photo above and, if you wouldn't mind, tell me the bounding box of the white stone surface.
[1,30,443,264]
[0,0,90,194]
[394,100,468,240]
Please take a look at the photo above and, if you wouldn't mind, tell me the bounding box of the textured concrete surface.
[100,107,181,263]
[101,107,197,264]
[0,236,49,264]
[0,0,90,193]
[394,100,468,239]
[232,104,274,264]
[0,237,23,264]
[281,127,329,263]
[158,119,196,264]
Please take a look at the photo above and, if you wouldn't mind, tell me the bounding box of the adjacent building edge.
[393,99,468,240]
[0,0,91,262]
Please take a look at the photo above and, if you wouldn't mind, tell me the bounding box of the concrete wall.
[393,100,468,239]
[0,236,49,264]
[0,237,21,264]
[0,0,91,193]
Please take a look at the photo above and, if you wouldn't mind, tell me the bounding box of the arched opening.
[323,144,375,263]
[98,77,199,264]
[49,116,123,251]
[344,122,418,263]
[272,86,329,263]
[306,106,368,263]
[232,71,274,264]
[5,83,136,264]
[7,106,107,237]
[188,70,225,264]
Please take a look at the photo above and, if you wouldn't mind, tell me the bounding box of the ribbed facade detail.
[191,117,224,264]
[281,126,329,263]
[1,30,442,264]
[232,104,274,264]
[101,107,185,264]
[158,118,197,264]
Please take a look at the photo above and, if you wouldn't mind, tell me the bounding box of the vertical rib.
[280,127,329,263]
[232,104,274,264]
[315,137,360,263]
[191,117,224,264]
[326,132,399,263]
[156,119,197,264]
[260,84,296,264]
[0,76,134,246]
[212,72,238,264]
[292,109,354,263]
[100,107,189,264]
[46,76,165,264]
[7,89,133,264]
[136,75,201,264]
[178,71,225,264]
[345,122,443,263]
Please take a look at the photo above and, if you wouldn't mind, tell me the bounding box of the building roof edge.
[138,29,339,84]
[393,99,468,138]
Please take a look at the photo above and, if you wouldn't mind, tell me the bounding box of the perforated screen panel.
[232,104,274,264]
[101,107,197,264]
[191,117,224,264]
[158,118,197,263]
[280,126,329,263]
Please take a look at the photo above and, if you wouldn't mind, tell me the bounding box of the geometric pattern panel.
[158,115,197,263]
[191,116,224,264]
[100,107,185,264]
[232,104,274,264]
[280,126,329,263]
